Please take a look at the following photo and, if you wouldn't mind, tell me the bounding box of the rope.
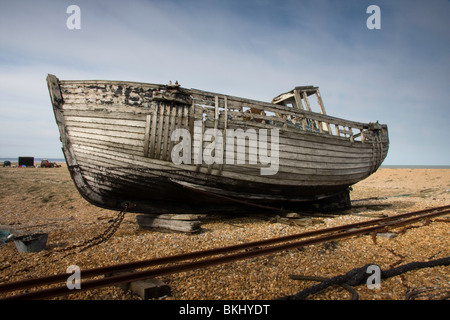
[280,256,450,300]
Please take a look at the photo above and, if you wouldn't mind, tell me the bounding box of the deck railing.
[189,88,384,144]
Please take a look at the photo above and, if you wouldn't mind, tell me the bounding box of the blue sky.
[0,0,449,165]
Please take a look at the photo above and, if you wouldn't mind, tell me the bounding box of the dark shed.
[18,157,34,167]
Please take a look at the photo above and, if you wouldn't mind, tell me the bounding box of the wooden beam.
[315,89,332,134]
[301,91,312,112]
[293,89,304,110]
[136,215,202,233]
[143,114,151,157]
[46,74,63,108]
[315,88,327,115]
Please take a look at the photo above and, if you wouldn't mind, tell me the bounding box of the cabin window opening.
[286,102,295,108]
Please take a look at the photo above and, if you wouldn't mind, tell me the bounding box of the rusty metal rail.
[1,204,449,300]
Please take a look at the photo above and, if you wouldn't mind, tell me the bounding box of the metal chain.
[51,203,129,256]
[0,205,129,281]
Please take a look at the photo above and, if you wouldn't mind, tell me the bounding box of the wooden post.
[335,124,340,137]
[315,89,327,115]
[301,91,312,112]
[315,89,332,135]
[294,89,308,130]
[293,89,304,110]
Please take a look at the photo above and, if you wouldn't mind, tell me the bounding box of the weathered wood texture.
[47,74,389,214]
[136,215,202,233]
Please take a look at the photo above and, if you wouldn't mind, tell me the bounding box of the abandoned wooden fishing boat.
[47,74,389,214]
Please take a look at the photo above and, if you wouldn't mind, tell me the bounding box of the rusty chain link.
[0,204,130,280]
[50,203,129,256]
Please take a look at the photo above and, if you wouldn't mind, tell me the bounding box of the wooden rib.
[148,102,158,158]
[206,96,219,174]
[167,105,178,162]
[189,99,195,138]
[194,108,203,172]
[155,102,165,159]
[143,114,152,157]
[218,96,228,175]
[161,104,171,160]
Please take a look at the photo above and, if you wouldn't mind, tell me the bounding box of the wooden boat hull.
[47,75,389,214]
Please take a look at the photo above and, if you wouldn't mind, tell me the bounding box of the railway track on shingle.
[1,204,449,300]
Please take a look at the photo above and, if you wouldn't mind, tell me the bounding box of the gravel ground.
[0,165,449,300]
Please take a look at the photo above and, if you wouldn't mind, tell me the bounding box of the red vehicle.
[40,159,56,168]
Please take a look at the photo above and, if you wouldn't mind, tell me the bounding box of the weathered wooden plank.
[68,126,144,141]
[207,121,372,154]
[62,102,149,115]
[71,136,142,154]
[60,79,162,90]
[62,109,148,122]
[78,163,165,192]
[67,121,145,135]
[65,115,146,128]
[69,130,144,147]
[71,133,373,174]
[129,278,172,299]
[77,138,372,178]
[73,144,375,186]
[136,215,201,233]
[73,144,192,172]
[67,111,373,160]
[70,120,374,166]
[139,214,205,220]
